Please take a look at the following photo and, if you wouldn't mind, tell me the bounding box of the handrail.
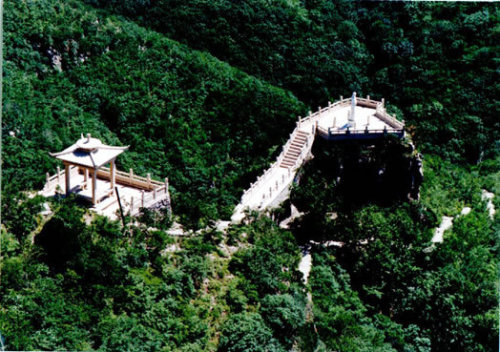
[241,122,311,203]
[100,167,164,186]
[323,127,403,135]
[43,166,167,194]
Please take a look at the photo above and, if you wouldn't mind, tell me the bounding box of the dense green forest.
[1,0,498,351]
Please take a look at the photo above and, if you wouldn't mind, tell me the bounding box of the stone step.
[282,157,297,164]
[282,157,296,164]
[285,149,301,156]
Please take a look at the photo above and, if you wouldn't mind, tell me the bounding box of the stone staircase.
[280,130,310,168]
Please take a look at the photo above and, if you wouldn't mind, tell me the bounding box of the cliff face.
[409,152,424,201]
[292,136,424,210]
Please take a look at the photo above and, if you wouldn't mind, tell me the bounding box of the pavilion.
[41,133,171,219]
[49,133,128,204]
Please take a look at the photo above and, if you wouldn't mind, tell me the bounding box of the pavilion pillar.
[110,159,116,193]
[92,168,97,204]
[84,168,89,189]
[65,163,71,195]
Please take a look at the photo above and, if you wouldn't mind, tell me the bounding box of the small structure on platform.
[40,134,171,220]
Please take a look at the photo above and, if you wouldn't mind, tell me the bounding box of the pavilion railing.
[93,167,171,215]
[97,167,163,191]
[43,165,79,193]
[42,165,171,216]
[128,182,171,216]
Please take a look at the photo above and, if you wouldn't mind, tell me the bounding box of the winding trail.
[298,250,312,284]
[431,190,495,243]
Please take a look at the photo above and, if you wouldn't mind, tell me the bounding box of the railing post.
[328,101,332,108]
[165,177,169,191]
[141,191,145,207]
[381,98,385,107]
[340,95,343,101]
[130,196,134,213]
[129,168,133,180]
[147,173,151,188]
[367,95,370,100]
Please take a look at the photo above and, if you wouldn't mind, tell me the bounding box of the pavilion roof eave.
[49,144,130,169]
[97,145,130,151]
[49,145,78,158]
[49,144,129,157]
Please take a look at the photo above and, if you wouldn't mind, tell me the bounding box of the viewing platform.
[232,93,405,223]
[40,134,171,220]
[299,93,404,141]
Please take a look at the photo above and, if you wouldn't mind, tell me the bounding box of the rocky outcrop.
[409,152,423,200]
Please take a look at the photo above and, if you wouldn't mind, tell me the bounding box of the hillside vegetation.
[3,0,305,226]
[90,0,498,161]
[1,0,498,351]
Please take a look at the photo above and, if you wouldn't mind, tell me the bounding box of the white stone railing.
[240,121,315,205]
[298,98,350,127]
[317,126,404,138]
[241,125,316,209]
[297,96,403,129]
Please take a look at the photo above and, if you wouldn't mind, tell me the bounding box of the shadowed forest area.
[1,0,498,351]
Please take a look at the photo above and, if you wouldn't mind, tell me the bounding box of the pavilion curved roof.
[49,134,129,169]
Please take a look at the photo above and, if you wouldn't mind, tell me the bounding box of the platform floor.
[40,171,145,219]
[317,106,392,132]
